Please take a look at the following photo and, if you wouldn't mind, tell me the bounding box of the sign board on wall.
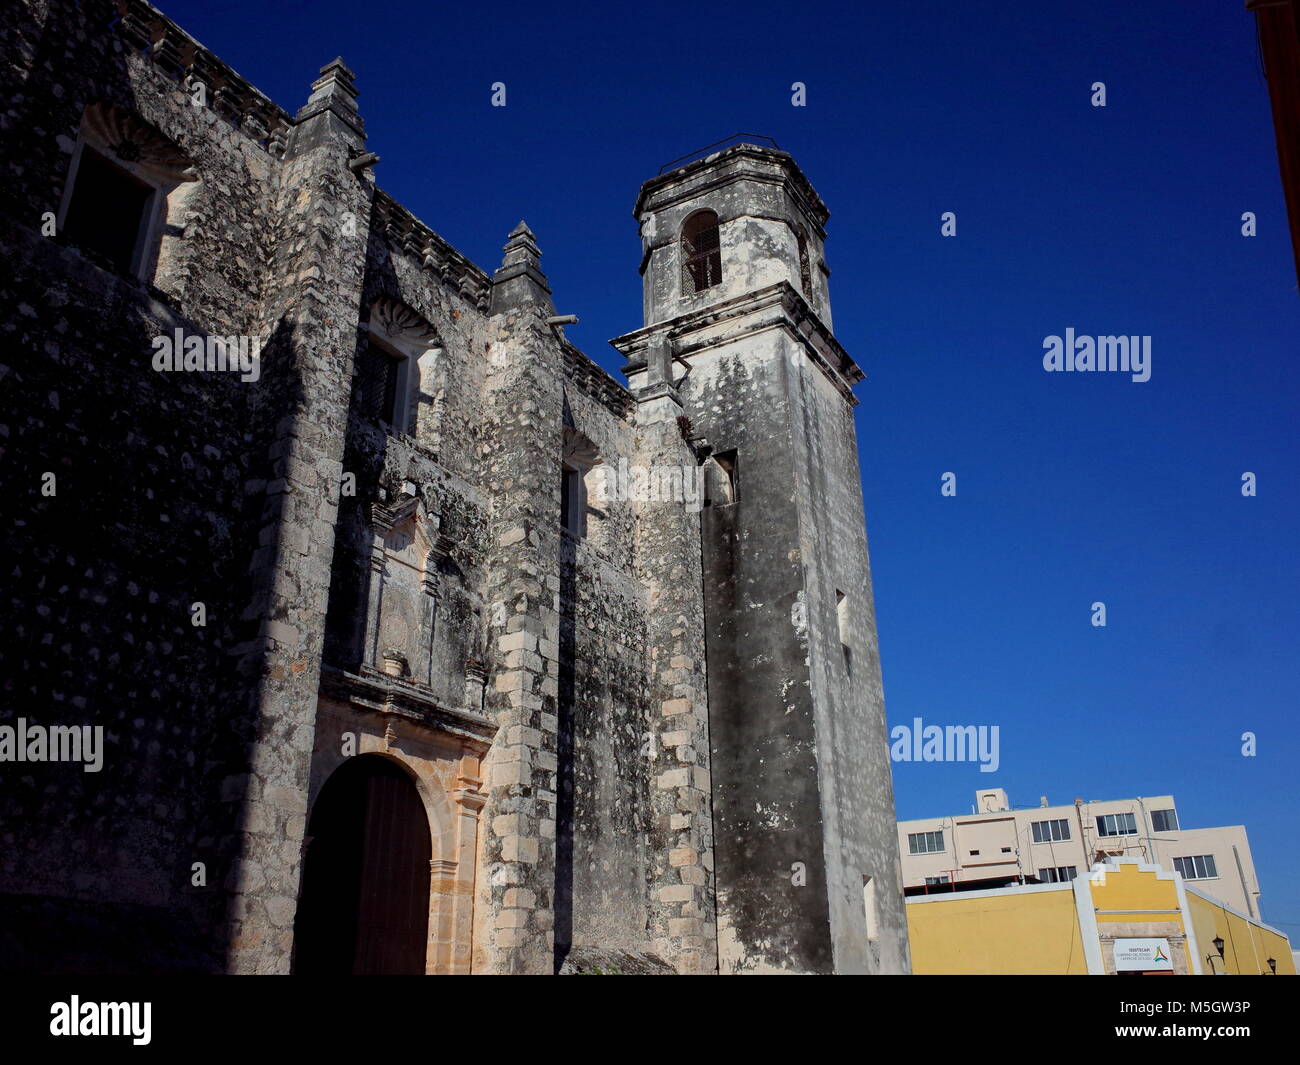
[1113,938,1174,972]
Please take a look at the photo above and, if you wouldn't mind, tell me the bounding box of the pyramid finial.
[489,221,551,314]
[294,56,365,140]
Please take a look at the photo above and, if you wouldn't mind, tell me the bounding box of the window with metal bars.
[354,341,402,425]
[681,210,722,293]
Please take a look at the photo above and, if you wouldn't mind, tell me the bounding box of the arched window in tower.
[681,209,722,294]
[795,226,812,298]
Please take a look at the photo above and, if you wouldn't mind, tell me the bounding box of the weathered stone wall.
[786,336,910,975]
[684,336,835,973]
[0,0,293,972]
[554,360,654,959]
[617,143,911,974]
[1,1,901,978]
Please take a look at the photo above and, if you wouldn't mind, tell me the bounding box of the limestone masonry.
[0,0,910,974]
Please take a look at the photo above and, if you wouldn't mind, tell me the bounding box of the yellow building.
[907,857,1295,975]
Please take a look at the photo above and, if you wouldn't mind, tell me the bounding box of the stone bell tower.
[613,143,911,974]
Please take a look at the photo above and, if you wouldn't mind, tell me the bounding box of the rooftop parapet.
[112,0,294,156]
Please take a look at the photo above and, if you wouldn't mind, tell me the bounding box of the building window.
[62,146,156,275]
[1096,812,1138,837]
[1038,866,1077,883]
[862,875,877,947]
[969,850,980,856]
[702,449,737,507]
[1174,855,1218,880]
[681,209,722,294]
[795,225,812,297]
[908,830,944,855]
[836,590,851,674]
[1151,808,1179,833]
[560,424,602,541]
[1032,818,1071,843]
[354,341,404,427]
[561,464,582,536]
[364,297,440,438]
[1001,846,1012,853]
[59,103,199,282]
[924,875,950,886]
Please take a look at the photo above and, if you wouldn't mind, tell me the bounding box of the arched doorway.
[293,755,432,975]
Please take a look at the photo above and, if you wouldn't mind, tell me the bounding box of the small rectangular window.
[1174,854,1217,880]
[924,875,949,885]
[836,590,852,674]
[862,875,877,946]
[1151,808,1179,833]
[62,146,154,275]
[561,465,583,537]
[908,830,944,855]
[1038,866,1078,883]
[354,342,403,426]
[1032,818,1071,843]
[1096,812,1138,837]
[701,450,739,509]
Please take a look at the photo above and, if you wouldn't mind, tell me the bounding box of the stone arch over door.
[303,696,492,974]
[294,753,434,974]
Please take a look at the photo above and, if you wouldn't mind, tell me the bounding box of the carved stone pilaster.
[463,658,488,715]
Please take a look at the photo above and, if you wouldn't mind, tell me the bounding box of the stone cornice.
[370,193,492,311]
[610,282,864,406]
[113,0,293,157]
[561,340,635,420]
[633,144,829,235]
[320,664,497,752]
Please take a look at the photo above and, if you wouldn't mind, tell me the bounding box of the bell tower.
[614,142,910,974]
[635,141,833,330]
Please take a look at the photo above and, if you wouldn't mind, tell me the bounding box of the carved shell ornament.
[563,426,601,469]
[371,296,439,346]
[81,101,198,183]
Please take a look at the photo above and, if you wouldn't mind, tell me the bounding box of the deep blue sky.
[161,0,1299,930]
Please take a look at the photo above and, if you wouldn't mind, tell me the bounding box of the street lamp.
[1206,936,1225,974]
[1266,957,1277,975]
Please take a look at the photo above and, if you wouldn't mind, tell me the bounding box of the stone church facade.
[0,0,910,974]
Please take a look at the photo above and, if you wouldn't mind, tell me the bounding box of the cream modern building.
[898,789,1264,918]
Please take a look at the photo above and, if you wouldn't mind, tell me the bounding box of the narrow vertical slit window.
[796,226,812,298]
[709,449,738,506]
[837,590,852,674]
[561,464,583,537]
[862,874,878,950]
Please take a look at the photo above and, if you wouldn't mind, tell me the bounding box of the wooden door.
[294,755,432,975]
